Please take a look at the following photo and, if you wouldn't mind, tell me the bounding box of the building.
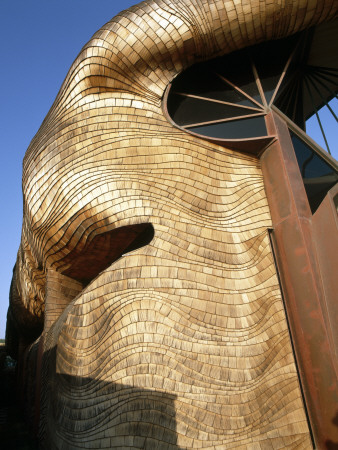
[6,0,338,448]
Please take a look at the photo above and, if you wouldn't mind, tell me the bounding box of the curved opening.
[164,23,337,156]
[59,223,154,285]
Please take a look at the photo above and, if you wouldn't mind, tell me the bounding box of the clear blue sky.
[0,1,337,338]
[0,0,139,338]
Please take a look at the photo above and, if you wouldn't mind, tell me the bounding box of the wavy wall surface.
[7,0,338,448]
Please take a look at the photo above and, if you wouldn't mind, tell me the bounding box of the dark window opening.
[167,93,257,126]
[189,116,267,140]
[164,22,337,156]
[290,132,338,213]
[59,223,154,285]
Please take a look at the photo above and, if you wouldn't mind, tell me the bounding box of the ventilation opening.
[59,223,154,285]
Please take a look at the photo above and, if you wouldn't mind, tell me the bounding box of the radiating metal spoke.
[184,112,265,129]
[307,75,338,122]
[175,92,262,111]
[251,61,267,107]
[216,73,263,108]
[311,65,338,78]
[310,72,338,101]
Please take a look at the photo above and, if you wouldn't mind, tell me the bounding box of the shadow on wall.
[40,346,182,450]
[0,346,38,449]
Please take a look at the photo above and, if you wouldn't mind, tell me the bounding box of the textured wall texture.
[7,0,338,448]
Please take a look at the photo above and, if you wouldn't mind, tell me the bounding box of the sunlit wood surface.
[7,0,338,448]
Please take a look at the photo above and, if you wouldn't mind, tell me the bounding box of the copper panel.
[312,184,338,369]
[261,111,338,448]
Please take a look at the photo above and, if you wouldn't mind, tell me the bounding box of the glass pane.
[257,72,281,104]
[305,99,338,156]
[254,35,298,103]
[290,132,338,213]
[170,66,257,107]
[212,52,263,104]
[189,116,267,139]
[167,93,259,126]
[275,70,305,129]
[206,79,258,107]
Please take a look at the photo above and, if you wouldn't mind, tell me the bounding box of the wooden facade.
[6,0,337,448]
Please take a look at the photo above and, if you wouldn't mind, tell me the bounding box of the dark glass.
[212,51,263,104]
[170,66,258,107]
[254,35,298,103]
[171,66,225,98]
[303,68,338,122]
[165,30,336,148]
[167,93,259,126]
[275,68,305,129]
[257,72,281,104]
[290,132,338,213]
[274,31,338,130]
[272,33,309,128]
[189,116,267,139]
[206,78,258,107]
